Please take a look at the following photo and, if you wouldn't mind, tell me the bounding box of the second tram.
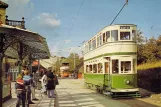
[83,24,140,98]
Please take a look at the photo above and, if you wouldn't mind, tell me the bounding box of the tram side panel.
[104,74,138,92]
[84,73,104,88]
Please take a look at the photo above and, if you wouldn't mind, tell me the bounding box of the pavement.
[3,82,56,107]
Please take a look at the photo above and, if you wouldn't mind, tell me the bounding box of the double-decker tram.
[83,24,140,98]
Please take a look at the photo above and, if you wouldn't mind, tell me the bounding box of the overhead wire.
[58,0,85,56]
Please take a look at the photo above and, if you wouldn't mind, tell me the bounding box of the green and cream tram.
[83,24,140,98]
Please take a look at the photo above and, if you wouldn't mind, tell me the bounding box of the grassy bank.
[137,61,161,93]
[137,60,161,70]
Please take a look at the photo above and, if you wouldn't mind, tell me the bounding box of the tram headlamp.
[125,80,130,85]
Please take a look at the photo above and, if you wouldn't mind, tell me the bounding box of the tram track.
[56,79,159,107]
[56,82,79,107]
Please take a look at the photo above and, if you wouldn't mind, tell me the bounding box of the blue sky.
[2,0,161,57]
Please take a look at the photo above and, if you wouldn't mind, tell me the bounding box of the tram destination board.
[120,26,130,29]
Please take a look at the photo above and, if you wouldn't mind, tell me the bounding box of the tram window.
[121,61,131,73]
[86,65,89,73]
[132,30,136,41]
[99,35,102,46]
[92,39,96,49]
[97,36,100,47]
[93,64,97,73]
[85,45,88,53]
[98,63,103,73]
[89,65,92,72]
[103,33,106,44]
[112,60,118,74]
[120,32,130,40]
[106,31,110,42]
[89,41,92,50]
[111,30,118,41]
[105,62,109,74]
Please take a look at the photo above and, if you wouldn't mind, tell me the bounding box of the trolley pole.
[110,0,128,25]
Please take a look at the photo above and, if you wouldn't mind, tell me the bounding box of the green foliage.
[137,30,161,64]
[67,53,83,73]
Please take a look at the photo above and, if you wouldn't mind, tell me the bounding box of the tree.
[136,30,147,64]
[67,53,83,73]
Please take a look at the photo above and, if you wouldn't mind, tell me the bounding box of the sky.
[2,0,161,57]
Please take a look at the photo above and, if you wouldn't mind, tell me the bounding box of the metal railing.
[5,16,25,29]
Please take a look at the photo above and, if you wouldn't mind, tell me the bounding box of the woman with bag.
[46,70,56,98]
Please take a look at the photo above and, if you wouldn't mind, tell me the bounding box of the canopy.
[0,24,50,59]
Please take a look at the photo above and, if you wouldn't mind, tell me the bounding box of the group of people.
[40,69,59,98]
[15,67,58,107]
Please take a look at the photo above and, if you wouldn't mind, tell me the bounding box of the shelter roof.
[0,24,50,59]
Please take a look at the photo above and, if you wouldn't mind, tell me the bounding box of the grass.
[137,60,161,70]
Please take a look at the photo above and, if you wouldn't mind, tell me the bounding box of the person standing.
[30,72,39,101]
[40,70,47,94]
[46,70,56,98]
[23,70,35,104]
[15,74,26,107]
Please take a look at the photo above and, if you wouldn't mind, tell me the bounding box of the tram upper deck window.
[103,33,106,44]
[99,35,102,46]
[111,30,118,41]
[106,31,110,42]
[97,36,100,47]
[85,45,88,53]
[132,30,136,41]
[112,60,118,74]
[120,32,130,40]
[92,39,96,49]
[89,41,92,50]
[121,61,131,73]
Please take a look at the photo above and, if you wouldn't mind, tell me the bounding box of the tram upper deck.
[83,24,137,60]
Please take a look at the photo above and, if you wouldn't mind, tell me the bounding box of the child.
[15,74,26,107]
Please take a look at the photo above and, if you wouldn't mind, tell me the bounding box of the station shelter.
[0,1,50,106]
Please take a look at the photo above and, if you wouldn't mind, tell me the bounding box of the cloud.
[2,0,34,20]
[35,13,60,29]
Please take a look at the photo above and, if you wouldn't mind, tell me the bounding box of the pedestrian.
[34,70,42,90]
[46,70,56,98]
[54,73,59,95]
[40,70,47,94]
[23,70,35,104]
[30,72,39,101]
[15,74,26,107]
